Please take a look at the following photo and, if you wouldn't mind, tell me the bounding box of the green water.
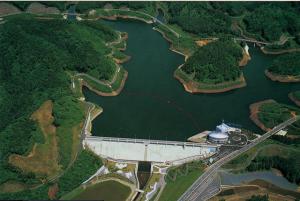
[83,20,300,141]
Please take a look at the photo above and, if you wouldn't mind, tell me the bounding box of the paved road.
[178,116,299,201]
[234,38,270,45]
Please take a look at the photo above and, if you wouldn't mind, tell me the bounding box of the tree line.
[247,155,300,184]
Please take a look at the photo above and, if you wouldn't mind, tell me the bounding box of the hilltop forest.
[181,39,243,84]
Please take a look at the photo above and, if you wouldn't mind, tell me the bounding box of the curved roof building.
[208,131,228,143]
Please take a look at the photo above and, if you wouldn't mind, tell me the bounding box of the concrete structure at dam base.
[84,136,219,165]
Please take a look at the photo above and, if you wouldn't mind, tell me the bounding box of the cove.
[83,19,300,141]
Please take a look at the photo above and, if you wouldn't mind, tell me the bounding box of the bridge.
[84,136,219,165]
[178,116,300,201]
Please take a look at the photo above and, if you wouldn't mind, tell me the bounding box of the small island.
[265,52,300,82]
[174,39,247,93]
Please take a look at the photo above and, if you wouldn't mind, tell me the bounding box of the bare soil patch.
[9,100,60,178]
[48,183,59,200]
[265,70,300,83]
[195,39,214,47]
[174,72,246,94]
[239,49,251,67]
[113,55,131,64]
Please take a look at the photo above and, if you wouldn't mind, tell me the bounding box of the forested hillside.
[181,39,243,84]
[243,3,300,42]
[0,14,116,193]
[167,2,231,37]
[267,52,300,76]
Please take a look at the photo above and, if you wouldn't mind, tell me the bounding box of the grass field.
[159,161,205,201]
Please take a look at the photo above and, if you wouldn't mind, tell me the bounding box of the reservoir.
[83,19,300,141]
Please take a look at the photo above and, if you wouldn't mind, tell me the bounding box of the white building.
[208,131,229,143]
[208,122,240,144]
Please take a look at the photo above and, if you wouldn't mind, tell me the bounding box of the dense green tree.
[167,2,231,36]
[247,155,300,184]
[244,4,300,41]
[181,39,243,84]
[267,52,300,76]
[0,15,117,185]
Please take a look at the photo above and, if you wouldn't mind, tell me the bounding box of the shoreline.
[152,26,189,61]
[261,47,300,55]
[113,55,131,64]
[239,49,251,67]
[289,93,300,107]
[153,26,250,94]
[249,99,276,132]
[174,69,247,94]
[265,70,300,83]
[82,70,128,97]
[86,106,103,135]
[97,14,153,24]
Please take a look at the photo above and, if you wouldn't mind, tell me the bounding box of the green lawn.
[159,161,205,201]
[159,171,202,201]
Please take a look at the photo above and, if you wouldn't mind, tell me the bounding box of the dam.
[84,136,219,165]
